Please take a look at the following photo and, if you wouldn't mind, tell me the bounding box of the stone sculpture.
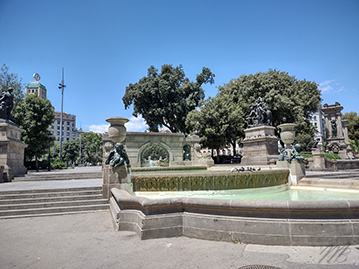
[278,145,289,161]
[331,119,337,137]
[105,142,130,168]
[0,88,15,122]
[290,144,308,164]
[247,97,273,128]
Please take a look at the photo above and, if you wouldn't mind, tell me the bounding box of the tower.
[25,73,47,99]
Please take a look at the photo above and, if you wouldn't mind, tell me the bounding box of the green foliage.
[187,69,320,151]
[0,64,24,108]
[13,94,55,170]
[51,157,66,170]
[300,153,312,158]
[295,132,315,152]
[62,140,79,164]
[344,112,359,141]
[349,139,359,154]
[324,153,341,160]
[186,93,245,151]
[79,132,102,165]
[123,64,215,133]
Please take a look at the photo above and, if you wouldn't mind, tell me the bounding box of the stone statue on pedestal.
[247,97,273,128]
[105,143,130,168]
[0,88,15,123]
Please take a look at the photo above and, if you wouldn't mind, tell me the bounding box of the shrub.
[51,158,66,169]
[324,153,341,160]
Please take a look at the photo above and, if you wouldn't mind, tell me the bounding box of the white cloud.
[319,80,336,93]
[319,80,344,94]
[88,123,110,133]
[86,115,148,133]
[125,115,148,132]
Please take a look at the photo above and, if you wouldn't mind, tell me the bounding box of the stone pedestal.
[103,165,132,199]
[102,117,132,199]
[0,122,27,181]
[276,160,305,186]
[311,148,325,170]
[241,125,278,165]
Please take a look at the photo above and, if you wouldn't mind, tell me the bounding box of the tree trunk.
[35,155,39,172]
[232,140,237,156]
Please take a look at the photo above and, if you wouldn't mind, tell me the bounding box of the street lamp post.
[78,128,84,166]
[48,131,52,171]
[58,67,66,160]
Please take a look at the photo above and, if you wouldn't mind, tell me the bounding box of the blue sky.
[1,0,358,133]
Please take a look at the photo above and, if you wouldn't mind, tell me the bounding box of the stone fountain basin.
[110,188,359,246]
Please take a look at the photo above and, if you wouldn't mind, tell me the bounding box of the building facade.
[51,112,78,142]
[309,103,326,143]
[25,75,78,143]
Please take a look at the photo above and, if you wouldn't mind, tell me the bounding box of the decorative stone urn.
[278,123,296,149]
[277,123,305,185]
[106,117,129,142]
[103,117,132,199]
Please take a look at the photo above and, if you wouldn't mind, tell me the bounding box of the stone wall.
[110,188,359,246]
[103,132,214,168]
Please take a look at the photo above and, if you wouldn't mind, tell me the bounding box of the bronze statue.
[290,144,308,164]
[105,142,130,167]
[331,119,337,137]
[278,145,289,161]
[0,88,14,121]
[247,97,273,128]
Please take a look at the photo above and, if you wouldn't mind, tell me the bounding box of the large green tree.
[186,93,245,155]
[123,64,215,133]
[80,132,102,165]
[187,69,321,152]
[343,112,359,154]
[62,140,79,165]
[0,64,24,107]
[14,94,55,171]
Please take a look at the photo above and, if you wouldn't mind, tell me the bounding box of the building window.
[57,126,60,130]
[57,137,60,141]
[67,127,70,130]
[67,122,70,125]
[314,116,317,120]
[57,121,60,124]
[51,125,54,129]
[67,132,70,136]
[57,131,60,135]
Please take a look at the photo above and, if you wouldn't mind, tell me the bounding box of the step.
[0,186,102,195]
[0,199,108,211]
[0,209,109,220]
[299,178,359,189]
[0,194,103,205]
[13,172,102,182]
[0,204,109,217]
[0,190,102,200]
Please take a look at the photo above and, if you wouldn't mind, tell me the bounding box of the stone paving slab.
[0,211,358,269]
[0,179,102,192]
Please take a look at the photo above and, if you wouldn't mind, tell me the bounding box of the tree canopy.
[186,69,321,151]
[14,94,55,171]
[123,64,214,133]
[343,112,359,154]
[0,64,24,107]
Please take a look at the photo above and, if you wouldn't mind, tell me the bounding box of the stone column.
[102,117,131,199]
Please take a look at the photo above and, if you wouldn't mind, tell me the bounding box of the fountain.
[106,114,359,246]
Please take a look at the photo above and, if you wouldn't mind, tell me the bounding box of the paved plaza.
[0,167,358,269]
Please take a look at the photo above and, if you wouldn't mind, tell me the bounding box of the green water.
[135,185,359,201]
